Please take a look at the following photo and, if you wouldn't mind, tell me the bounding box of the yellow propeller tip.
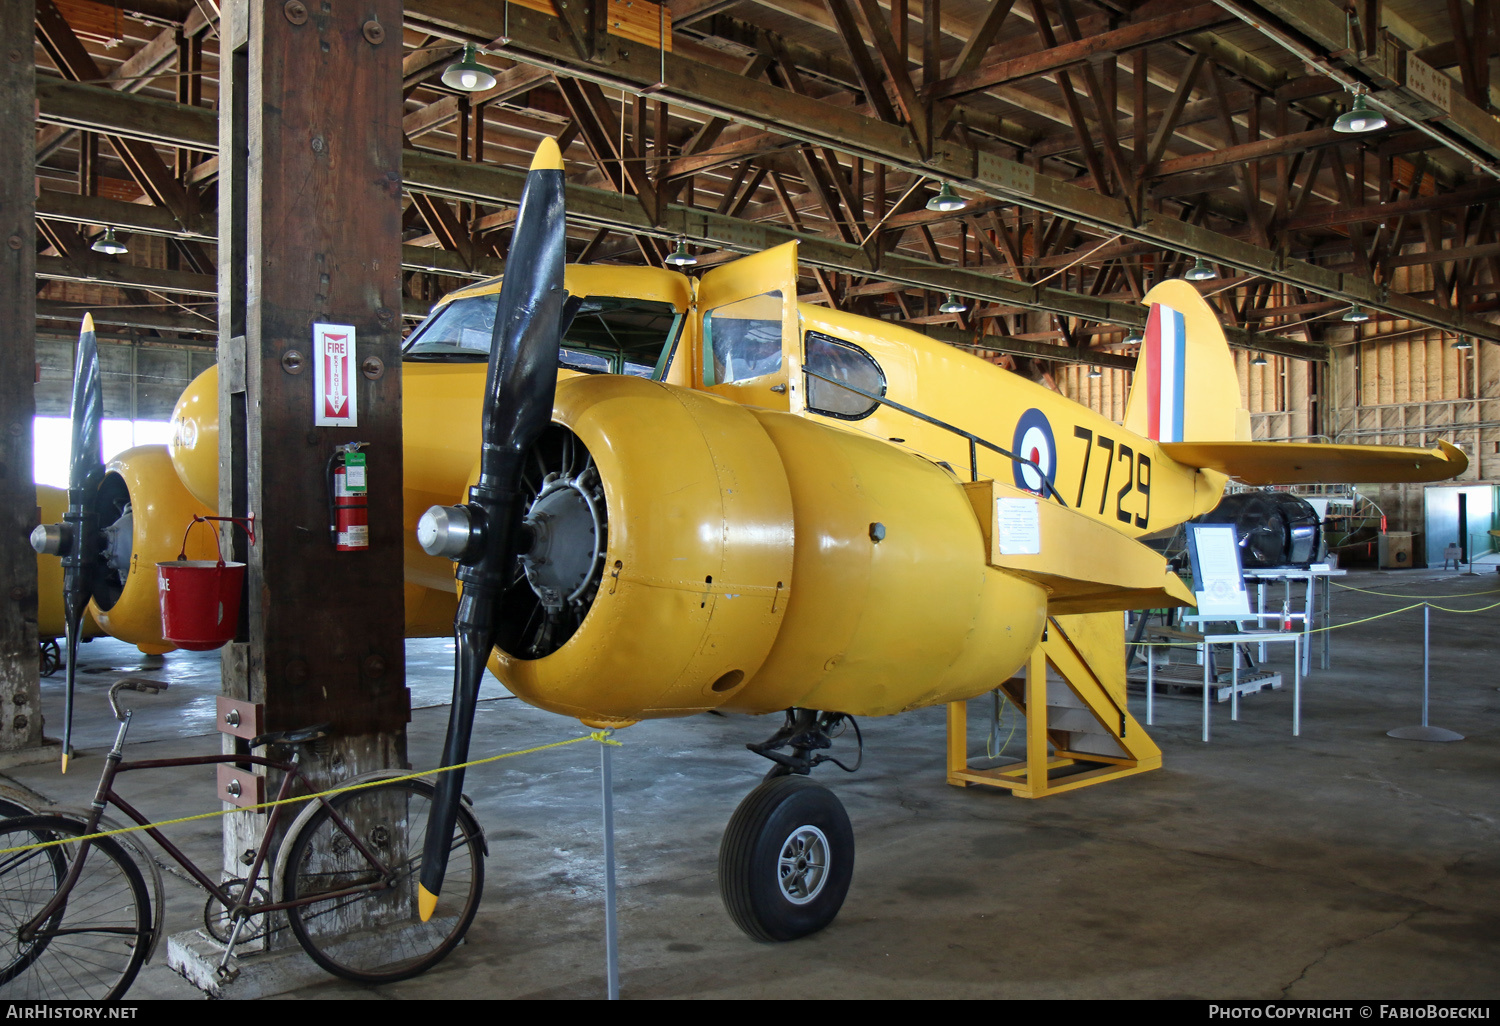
[60,753,69,774]
[530,137,564,172]
[81,312,94,334]
[417,884,438,922]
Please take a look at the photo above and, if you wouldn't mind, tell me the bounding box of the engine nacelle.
[168,363,219,510]
[90,445,215,648]
[487,375,1047,725]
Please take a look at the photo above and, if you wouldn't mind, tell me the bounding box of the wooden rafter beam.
[917,325,1136,368]
[402,147,1326,360]
[824,0,898,123]
[931,3,1232,102]
[397,1,1485,338]
[34,0,201,234]
[1284,181,1500,232]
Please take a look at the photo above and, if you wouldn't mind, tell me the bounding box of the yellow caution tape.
[0,730,621,856]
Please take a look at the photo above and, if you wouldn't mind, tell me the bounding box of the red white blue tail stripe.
[1145,303,1186,442]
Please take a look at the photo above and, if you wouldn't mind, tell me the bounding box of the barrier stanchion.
[600,733,620,1000]
[1388,604,1465,743]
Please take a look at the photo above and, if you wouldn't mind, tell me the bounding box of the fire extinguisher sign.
[313,323,358,427]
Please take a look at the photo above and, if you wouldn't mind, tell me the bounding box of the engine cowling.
[168,364,219,510]
[90,445,215,648]
[484,374,1047,725]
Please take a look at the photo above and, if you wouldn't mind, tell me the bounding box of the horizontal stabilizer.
[1160,439,1467,485]
[963,481,1196,616]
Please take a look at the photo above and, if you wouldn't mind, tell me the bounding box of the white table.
[1145,616,1303,742]
[1242,566,1345,676]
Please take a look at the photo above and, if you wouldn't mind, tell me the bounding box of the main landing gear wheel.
[718,776,854,942]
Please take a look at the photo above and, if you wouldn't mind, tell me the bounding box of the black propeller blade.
[415,138,568,920]
[29,313,106,773]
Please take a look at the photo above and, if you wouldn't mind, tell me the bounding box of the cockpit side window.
[401,296,499,358]
[804,332,886,420]
[702,291,784,385]
[403,294,682,381]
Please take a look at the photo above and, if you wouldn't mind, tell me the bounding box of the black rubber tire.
[718,776,854,943]
[283,780,484,985]
[0,815,152,1000]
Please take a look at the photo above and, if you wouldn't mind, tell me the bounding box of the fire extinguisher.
[327,441,369,552]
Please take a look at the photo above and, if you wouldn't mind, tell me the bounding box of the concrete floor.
[3,567,1497,1000]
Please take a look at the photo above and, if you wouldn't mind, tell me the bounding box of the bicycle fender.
[270,770,482,892]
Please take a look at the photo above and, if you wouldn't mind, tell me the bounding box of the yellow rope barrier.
[1133,591,1500,648]
[0,730,622,856]
[1332,581,1500,599]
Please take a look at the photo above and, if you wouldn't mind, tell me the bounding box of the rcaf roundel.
[1011,408,1057,495]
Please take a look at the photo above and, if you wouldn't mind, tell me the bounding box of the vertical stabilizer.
[1123,280,1247,443]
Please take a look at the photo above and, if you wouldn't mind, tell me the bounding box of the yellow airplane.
[35,138,1466,943]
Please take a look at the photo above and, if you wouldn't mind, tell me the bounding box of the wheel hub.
[777,824,830,905]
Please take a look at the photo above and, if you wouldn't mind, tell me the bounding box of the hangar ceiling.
[28,0,1500,370]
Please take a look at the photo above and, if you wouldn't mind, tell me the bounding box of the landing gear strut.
[746,708,862,780]
[718,709,861,942]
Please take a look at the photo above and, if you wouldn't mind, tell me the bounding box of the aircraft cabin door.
[694,241,802,412]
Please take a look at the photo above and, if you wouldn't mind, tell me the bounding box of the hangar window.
[703,290,783,385]
[804,332,885,420]
[403,294,682,380]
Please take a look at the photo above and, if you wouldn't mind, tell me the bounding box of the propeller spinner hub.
[30,523,71,557]
[417,504,482,561]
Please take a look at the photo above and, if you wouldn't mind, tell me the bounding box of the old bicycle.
[0,678,485,999]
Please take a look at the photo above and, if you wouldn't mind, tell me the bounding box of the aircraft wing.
[966,481,1197,616]
[1159,439,1467,485]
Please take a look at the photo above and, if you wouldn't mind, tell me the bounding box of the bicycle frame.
[19,708,405,944]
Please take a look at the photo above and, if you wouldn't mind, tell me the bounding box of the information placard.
[1185,523,1250,617]
[996,497,1042,555]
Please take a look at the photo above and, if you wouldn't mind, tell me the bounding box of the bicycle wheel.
[0,815,151,1000]
[283,779,484,985]
[0,818,65,986]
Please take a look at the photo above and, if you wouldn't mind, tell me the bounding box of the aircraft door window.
[804,332,886,420]
[703,290,784,385]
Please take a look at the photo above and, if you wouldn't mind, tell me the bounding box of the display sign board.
[1185,523,1250,617]
[996,497,1041,555]
[313,322,358,427]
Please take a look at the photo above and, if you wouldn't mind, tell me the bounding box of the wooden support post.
[216,0,408,903]
[0,4,46,763]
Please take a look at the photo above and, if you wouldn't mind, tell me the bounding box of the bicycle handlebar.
[109,678,168,722]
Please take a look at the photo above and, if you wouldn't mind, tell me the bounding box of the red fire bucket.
[157,516,252,651]
[157,560,245,650]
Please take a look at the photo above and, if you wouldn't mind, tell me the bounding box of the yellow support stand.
[946,612,1161,798]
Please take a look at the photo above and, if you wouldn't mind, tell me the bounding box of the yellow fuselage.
[149,254,1224,725]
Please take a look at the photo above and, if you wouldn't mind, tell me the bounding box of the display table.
[1242,565,1345,676]
[1144,614,1304,742]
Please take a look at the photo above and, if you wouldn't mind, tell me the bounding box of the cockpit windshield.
[403,293,682,380]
